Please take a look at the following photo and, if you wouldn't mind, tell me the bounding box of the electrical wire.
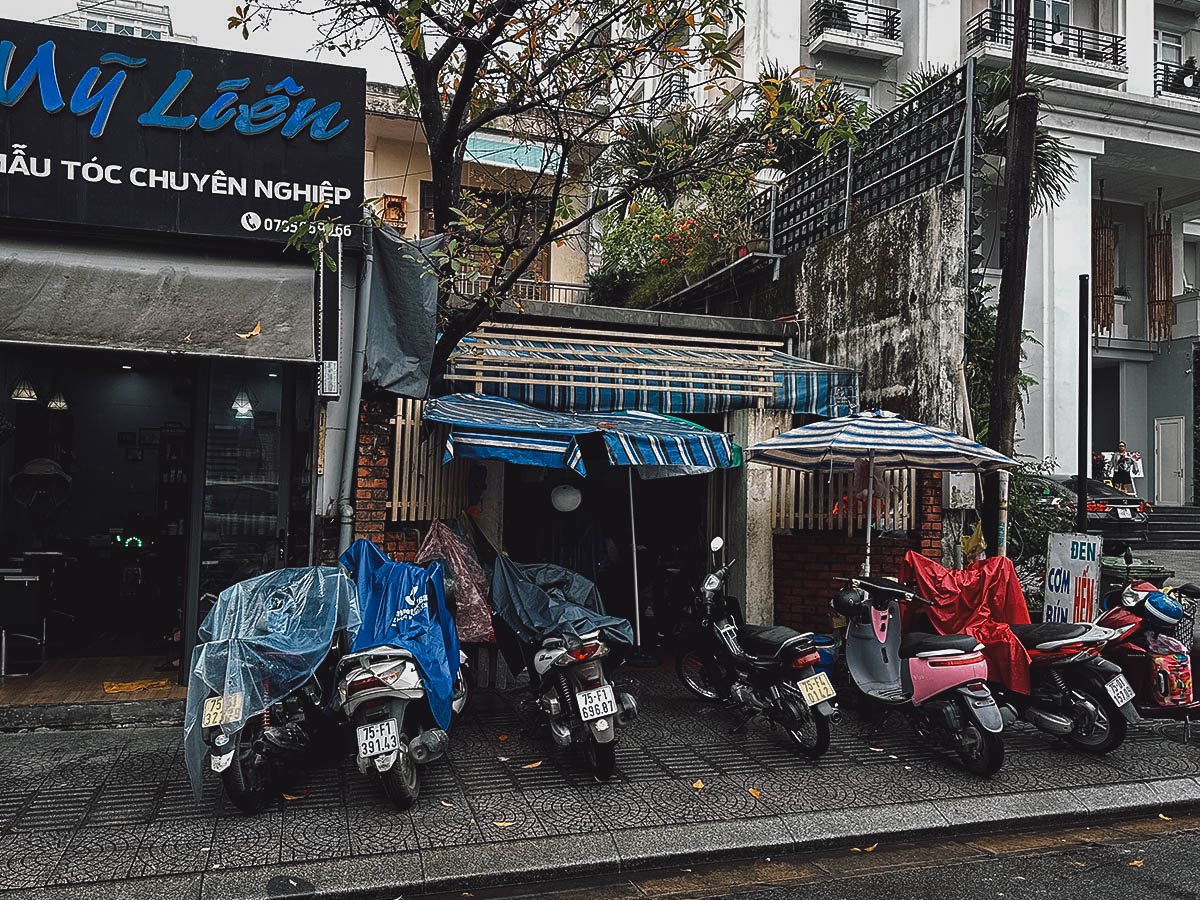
[36,0,116,24]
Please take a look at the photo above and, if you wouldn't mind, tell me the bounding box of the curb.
[20,775,1199,900]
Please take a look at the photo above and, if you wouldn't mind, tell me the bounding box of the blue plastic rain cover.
[339,540,461,729]
[491,556,635,650]
[182,566,360,796]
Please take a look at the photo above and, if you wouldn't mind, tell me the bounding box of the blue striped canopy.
[445,335,859,416]
[746,409,1017,472]
[424,393,739,476]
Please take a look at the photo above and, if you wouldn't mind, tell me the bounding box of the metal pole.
[863,450,874,576]
[628,469,641,646]
[996,470,1010,557]
[1077,274,1090,534]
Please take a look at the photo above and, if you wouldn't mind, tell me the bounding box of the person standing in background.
[1113,441,1135,494]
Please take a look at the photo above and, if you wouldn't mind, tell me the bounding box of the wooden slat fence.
[389,398,470,524]
[771,466,917,533]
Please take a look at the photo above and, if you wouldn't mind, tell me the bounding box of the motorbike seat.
[1009,622,1091,649]
[899,632,981,658]
[1174,582,1200,599]
[738,623,813,658]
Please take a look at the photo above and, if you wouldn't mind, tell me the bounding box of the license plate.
[576,685,617,722]
[357,718,400,758]
[201,693,244,728]
[1106,674,1136,707]
[796,672,837,707]
[1117,507,1132,519]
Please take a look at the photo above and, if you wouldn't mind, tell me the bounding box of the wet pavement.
[1,670,1199,898]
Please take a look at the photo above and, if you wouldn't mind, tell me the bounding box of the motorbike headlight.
[1122,588,1139,607]
[702,574,721,592]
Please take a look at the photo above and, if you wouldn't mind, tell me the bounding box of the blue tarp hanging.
[339,540,460,730]
[444,334,859,416]
[423,393,739,476]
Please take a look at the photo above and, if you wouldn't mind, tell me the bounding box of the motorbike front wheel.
[221,723,274,814]
[1063,685,1127,755]
[585,738,616,782]
[956,722,1004,777]
[676,650,732,700]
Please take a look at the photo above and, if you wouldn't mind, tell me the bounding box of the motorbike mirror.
[710,537,725,553]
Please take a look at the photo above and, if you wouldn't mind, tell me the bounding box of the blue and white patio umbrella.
[746,409,1017,574]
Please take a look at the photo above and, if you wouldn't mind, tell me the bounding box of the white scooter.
[336,648,469,809]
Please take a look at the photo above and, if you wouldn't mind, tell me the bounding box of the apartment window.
[141,28,162,40]
[1155,29,1184,66]
[86,19,107,32]
[841,81,873,106]
[113,24,134,36]
[380,194,407,230]
[1185,241,1199,291]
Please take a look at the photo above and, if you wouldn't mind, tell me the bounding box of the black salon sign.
[0,17,365,241]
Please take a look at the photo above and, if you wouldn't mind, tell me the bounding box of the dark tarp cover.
[490,556,633,673]
[339,540,460,729]
[183,566,360,796]
[366,227,441,398]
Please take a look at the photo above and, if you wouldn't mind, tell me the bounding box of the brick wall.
[352,397,421,561]
[773,471,944,632]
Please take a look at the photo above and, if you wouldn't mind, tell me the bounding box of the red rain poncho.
[899,551,1032,694]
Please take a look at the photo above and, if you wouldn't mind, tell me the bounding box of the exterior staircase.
[1144,506,1200,550]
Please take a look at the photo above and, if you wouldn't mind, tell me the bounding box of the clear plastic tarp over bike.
[183,566,360,795]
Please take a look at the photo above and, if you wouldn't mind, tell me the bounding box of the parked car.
[1032,476,1150,551]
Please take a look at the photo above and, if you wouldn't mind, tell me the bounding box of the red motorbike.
[1096,555,1200,723]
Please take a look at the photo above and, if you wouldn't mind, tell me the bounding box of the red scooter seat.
[900,632,980,657]
[1009,622,1090,650]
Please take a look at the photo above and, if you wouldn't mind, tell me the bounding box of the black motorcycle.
[676,537,838,757]
[185,566,358,813]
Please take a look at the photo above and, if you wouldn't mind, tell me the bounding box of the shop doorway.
[0,348,314,704]
[1155,416,1186,506]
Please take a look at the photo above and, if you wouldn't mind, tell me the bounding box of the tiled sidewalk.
[1,670,1198,898]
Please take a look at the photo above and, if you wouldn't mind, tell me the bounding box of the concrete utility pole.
[984,0,1040,548]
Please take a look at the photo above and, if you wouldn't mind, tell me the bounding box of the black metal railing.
[964,9,1126,69]
[810,0,901,43]
[743,62,978,260]
[1156,60,1200,99]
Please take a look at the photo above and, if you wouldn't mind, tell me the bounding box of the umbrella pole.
[628,469,641,646]
[863,451,874,577]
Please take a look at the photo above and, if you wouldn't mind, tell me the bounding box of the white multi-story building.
[45,0,196,44]
[690,1,1200,507]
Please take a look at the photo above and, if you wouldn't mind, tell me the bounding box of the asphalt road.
[415,811,1200,900]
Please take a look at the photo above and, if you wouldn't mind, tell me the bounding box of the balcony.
[809,0,903,60]
[964,10,1127,87]
[456,274,589,305]
[1156,61,1200,102]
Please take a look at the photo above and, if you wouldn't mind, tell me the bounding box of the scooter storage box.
[811,634,838,675]
[1147,632,1194,705]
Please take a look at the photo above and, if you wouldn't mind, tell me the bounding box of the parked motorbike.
[677,537,837,757]
[833,576,1006,776]
[531,630,638,781]
[992,621,1137,753]
[185,566,360,814]
[1097,549,1200,722]
[337,648,470,808]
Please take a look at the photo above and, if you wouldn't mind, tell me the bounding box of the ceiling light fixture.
[47,391,69,411]
[231,390,254,419]
[10,378,37,402]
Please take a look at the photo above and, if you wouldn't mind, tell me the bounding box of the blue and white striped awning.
[424,393,739,476]
[444,332,858,416]
[746,409,1017,472]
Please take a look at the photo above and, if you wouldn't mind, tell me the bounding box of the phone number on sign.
[240,211,353,237]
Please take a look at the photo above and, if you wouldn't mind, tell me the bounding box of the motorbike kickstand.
[728,710,755,735]
[1185,716,1193,744]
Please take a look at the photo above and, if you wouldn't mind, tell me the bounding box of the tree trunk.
[983,0,1038,553]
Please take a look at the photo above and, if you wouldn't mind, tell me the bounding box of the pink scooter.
[833,576,1006,776]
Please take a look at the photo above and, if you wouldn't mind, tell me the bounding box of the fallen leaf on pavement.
[282,793,302,801]
[748,788,762,799]
[182,333,192,343]
[236,321,262,340]
[692,779,705,790]
[1159,813,1172,821]
[1129,860,1144,868]
[493,821,515,828]
[1068,861,1086,868]
[439,800,454,808]
[864,843,878,853]
[497,756,510,762]
[869,747,884,752]
[521,760,543,770]
[850,847,862,853]
[498,734,509,742]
